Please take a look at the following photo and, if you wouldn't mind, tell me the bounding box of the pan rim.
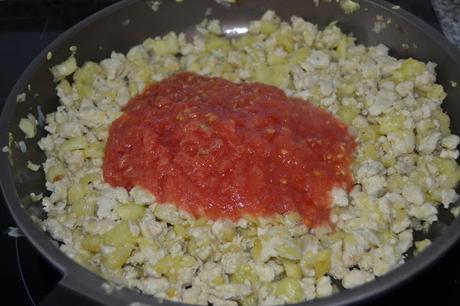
[1,0,460,305]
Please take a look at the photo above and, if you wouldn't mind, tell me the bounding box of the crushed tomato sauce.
[103,72,356,226]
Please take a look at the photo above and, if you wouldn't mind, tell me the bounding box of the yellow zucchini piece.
[83,143,104,159]
[336,105,359,124]
[58,136,88,160]
[283,260,302,279]
[275,277,303,303]
[102,221,136,246]
[290,48,310,64]
[267,52,287,65]
[251,238,263,261]
[260,20,279,35]
[235,34,258,48]
[154,255,197,281]
[275,241,301,261]
[377,114,406,134]
[101,243,135,270]
[359,125,379,142]
[116,204,146,220]
[276,34,294,52]
[212,274,226,286]
[79,172,100,186]
[358,143,378,161]
[420,84,446,101]
[314,249,331,278]
[51,56,77,80]
[68,184,95,217]
[433,157,460,189]
[81,236,102,253]
[391,58,426,83]
[73,61,104,84]
[432,109,451,135]
[205,35,231,51]
[240,294,258,306]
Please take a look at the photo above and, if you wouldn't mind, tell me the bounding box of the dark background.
[1,1,459,305]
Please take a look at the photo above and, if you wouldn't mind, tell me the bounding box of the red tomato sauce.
[103,72,356,226]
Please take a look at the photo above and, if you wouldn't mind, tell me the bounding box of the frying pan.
[1,0,460,305]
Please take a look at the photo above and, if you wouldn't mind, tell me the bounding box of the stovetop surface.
[1,1,459,306]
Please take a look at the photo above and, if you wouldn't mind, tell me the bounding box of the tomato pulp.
[103,72,356,226]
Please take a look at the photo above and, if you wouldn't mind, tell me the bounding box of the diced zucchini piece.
[267,52,287,65]
[254,64,290,87]
[336,105,359,124]
[79,172,100,186]
[73,83,93,100]
[252,238,263,261]
[83,143,104,159]
[73,61,104,84]
[276,34,294,52]
[137,237,161,253]
[423,84,446,101]
[433,157,460,189]
[260,19,279,35]
[116,204,146,220]
[358,143,378,161]
[235,34,258,48]
[240,294,258,306]
[211,274,226,286]
[432,109,451,135]
[205,35,231,51]
[275,242,301,261]
[68,184,95,217]
[272,64,291,88]
[51,56,78,80]
[337,82,356,97]
[359,125,379,142]
[102,221,136,246]
[283,260,302,279]
[290,48,310,64]
[377,114,406,134]
[415,239,431,253]
[275,277,303,303]
[336,37,348,58]
[81,235,102,253]
[391,58,426,83]
[154,255,197,281]
[314,249,331,278]
[101,243,135,270]
[58,136,88,160]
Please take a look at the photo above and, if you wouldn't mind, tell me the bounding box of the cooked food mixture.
[33,11,460,306]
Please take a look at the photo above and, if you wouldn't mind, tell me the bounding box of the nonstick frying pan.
[1,0,460,305]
